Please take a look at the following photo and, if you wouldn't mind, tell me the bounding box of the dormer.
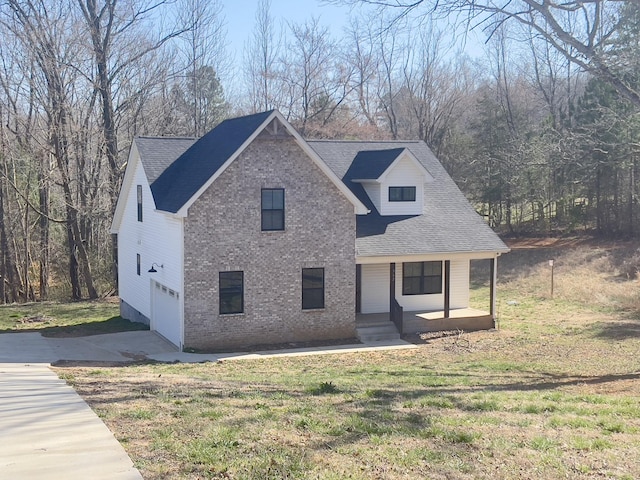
[347,148,433,216]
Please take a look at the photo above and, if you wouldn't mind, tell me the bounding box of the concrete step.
[356,322,401,343]
[356,319,396,328]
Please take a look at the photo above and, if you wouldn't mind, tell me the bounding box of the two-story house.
[111,110,509,350]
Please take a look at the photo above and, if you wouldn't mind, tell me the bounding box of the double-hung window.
[402,261,442,295]
[219,271,244,314]
[302,268,324,309]
[389,186,416,202]
[261,188,284,231]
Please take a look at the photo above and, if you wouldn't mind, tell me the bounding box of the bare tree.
[373,17,404,139]
[243,0,283,113]
[344,16,381,129]
[332,0,639,108]
[396,23,468,153]
[175,0,228,136]
[2,0,100,299]
[78,0,190,206]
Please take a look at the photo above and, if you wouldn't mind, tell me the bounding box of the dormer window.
[344,148,432,216]
[389,186,416,202]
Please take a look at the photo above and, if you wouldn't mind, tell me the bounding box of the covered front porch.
[356,307,493,335]
[356,255,500,335]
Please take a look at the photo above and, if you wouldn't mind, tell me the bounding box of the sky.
[220,0,487,60]
[221,0,356,63]
[218,0,487,97]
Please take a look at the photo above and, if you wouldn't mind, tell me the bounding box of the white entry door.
[151,281,181,348]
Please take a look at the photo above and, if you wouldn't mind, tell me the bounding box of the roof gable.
[132,110,367,216]
[345,148,432,184]
[111,141,142,234]
[345,148,405,181]
[377,149,433,183]
[151,110,275,213]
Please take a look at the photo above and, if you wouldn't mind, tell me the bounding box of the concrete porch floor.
[412,307,490,321]
[357,308,493,334]
[357,307,490,324]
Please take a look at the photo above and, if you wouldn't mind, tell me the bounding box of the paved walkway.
[0,331,416,478]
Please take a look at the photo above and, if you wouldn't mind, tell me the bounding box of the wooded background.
[1,0,638,302]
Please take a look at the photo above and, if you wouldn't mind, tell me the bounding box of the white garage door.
[151,281,181,348]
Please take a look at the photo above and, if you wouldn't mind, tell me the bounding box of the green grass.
[55,242,640,479]
[0,300,148,336]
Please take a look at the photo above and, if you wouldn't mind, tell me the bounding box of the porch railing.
[390,298,404,333]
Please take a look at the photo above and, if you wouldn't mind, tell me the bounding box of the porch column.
[355,264,361,313]
[490,257,497,318]
[444,260,450,318]
[389,263,396,316]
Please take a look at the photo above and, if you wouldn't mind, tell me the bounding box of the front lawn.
[0,300,147,337]
[56,238,640,479]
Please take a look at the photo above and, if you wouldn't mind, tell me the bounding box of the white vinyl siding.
[117,148,183,327]
[360,259,471,314]
[396,260,469,311]
[379,156,424,216]
[362,183,382,214]
[449,259,470,309]
[360,264,390,313]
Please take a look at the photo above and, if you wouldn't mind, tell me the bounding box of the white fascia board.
[377,149,434,184]
[351,179,379,184]
[110,141,141,234]
[154,209,183,220]
[175,110,369,217]
[356,250,508,264]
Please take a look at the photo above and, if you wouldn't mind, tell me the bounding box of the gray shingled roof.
[308,140,509,257]
[150,110,274,213]
[132,113,506,257]
[135,136,196,184]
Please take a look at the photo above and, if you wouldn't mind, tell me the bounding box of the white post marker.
[549,259,554,297]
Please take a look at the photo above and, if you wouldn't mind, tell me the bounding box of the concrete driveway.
[0,330,415,479]
[0,330,179,364]
[0,363,142,479]
[0,330,178,480]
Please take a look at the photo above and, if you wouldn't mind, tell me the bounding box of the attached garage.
[151,281,182,348]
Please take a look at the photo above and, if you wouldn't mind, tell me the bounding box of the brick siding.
[183,133,356,350]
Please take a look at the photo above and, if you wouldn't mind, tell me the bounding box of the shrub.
[307,381,339,395]
[620,249,640,279]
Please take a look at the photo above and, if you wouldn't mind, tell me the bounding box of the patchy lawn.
[56,239,640,479]
[0,299,147,337]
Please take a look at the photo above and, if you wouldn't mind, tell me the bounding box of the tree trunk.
[49,97,98,300]
[38,158,49,300]
[0,182,21,303]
